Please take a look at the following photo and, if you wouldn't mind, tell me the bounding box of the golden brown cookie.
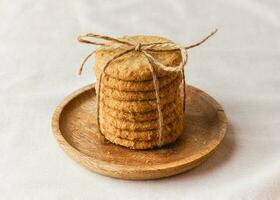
[100,118,184,149]
[100,113,184,141]
[96,72,180,92]
[93,35,182,81]
[97,73,179,92]
[99,103,182,131]
[100,99,181,122]
[100,89,180,113]
[97,75,182,101]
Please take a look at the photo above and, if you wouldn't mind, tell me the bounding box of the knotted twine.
[78,29,217,147]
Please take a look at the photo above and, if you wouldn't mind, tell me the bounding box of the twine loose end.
[185,28,218,50]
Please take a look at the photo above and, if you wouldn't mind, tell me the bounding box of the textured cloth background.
[0,0,280,199]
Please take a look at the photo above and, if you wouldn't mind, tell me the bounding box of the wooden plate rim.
[51,84,227,173]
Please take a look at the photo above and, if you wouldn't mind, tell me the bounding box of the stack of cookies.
[94,35,184,149]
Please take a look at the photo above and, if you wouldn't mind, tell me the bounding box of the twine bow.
[78,29,218,147]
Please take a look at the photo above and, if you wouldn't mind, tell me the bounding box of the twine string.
[185,28,218,50]
[78,29,217,147]
[96,47,135,132]
[142,50,164,145]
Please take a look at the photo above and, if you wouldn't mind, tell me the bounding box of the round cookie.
[100,104,182,131]
[100,89,180,113]
[98,73,179,92]
[96,72,179,92]
[100,100,180,122]
[100,115,184,141]
[101,118,184,149]
[98,75,182,101]
[93,35,182,81]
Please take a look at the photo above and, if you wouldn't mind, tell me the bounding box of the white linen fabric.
[0,0,279,199]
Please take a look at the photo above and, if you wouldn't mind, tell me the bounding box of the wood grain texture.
[51,84,227,180]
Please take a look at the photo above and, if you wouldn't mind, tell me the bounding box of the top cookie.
[94,35,182,81]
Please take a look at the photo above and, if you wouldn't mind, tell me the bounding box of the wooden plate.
[52,84,227,180]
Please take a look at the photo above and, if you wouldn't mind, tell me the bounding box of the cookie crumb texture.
[95,35,184,149]
[94,35,182,81]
